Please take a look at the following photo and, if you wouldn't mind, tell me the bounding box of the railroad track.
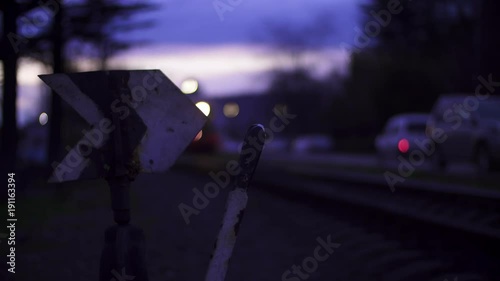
[250,166,500,281]
[278,164,500,240]
[175,154,500,280]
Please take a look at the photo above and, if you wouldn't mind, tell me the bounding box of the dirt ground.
[5,168,459,281]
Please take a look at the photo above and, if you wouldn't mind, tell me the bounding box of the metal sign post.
[98,112,147,281]
[39,70,207,281]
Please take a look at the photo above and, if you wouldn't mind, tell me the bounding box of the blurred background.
[1,0,500,280]
[1,0,500,177]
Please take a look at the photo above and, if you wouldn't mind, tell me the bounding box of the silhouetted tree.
[258,11,335,71]
[45,0,155,166]
[0,1,20,182]
[0,0,156,181]
[478,0,500,82]
[341,0,481,144]
[362,0,479,90]
[65,0,155,70]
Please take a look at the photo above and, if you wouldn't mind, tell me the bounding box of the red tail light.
[398,138,409,153]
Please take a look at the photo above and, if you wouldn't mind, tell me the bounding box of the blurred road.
[260,151,500,178]
[10,166,499,281]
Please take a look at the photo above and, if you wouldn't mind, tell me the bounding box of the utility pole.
[1,0,19,189]
[48,2,64,171]
[478,0,500,84]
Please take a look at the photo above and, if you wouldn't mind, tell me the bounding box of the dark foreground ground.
[0,166,492,281]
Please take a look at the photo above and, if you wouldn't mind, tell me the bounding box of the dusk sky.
[124,0,362,45]
[17,0,364,126]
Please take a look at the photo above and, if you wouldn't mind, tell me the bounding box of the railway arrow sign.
[39,70,207,182]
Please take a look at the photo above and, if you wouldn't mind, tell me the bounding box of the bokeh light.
[194,130,203,142]
[39,112,48,126]
[195,101,211,116]
[181,78,199,94]
[398,138,409,153]
[223,102,239,118]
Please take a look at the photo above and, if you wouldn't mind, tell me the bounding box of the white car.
[427,94,500,172]
[375,113,429,162]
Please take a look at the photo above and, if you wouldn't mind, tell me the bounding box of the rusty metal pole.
[205,124,266,281]
[99,113,149,281]
[108,112,131,224]
[38,70,207,281]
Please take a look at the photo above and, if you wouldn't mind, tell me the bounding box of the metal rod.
[205,124,265,281]
[108,175,131,224]
[109,112,131,224]
[100,112,149,281]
